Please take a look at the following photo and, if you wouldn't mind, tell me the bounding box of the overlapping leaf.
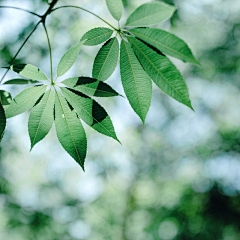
[129,37,193,109]
[106,0,123,21]
[28,89,55,150]
[62,77,120,97]
[9,64,48,80]
[81,27,113,46]
[125,1,175,27]
[0,102,6,141]
[55,91,87,170]
[129,28,199,65]
[92,37,119,81]
[6,85,47,118]
[120,39,152,123]
[4,79,40,85]
[57,40,85,77]
[61,87,119,142]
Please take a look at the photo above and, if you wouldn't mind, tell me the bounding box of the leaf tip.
[30,145,33,152]
[188,103,195,112]
[141,117,146,126]
[116,137,122,145]
[81,164,85,172]
[195,61,201,67]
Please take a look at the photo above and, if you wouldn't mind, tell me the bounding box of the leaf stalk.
[42,23,54,84]
[52,5,118,31]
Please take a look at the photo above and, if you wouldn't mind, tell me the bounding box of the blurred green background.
[1,0,240,239]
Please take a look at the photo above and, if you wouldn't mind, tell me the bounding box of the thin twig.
[0,20,41,83]
[0,0,60,83]
[0,6,41,18]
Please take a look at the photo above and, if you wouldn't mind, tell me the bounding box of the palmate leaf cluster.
[0,0,199,170]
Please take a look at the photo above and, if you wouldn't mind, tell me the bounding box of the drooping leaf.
[106,0,123,21]
[0,102,6,141]
[3,79,40,85]
[0,90,12,106]
[129,37,193,109]
[8,64,48,80]
[28,89,55,150]
[92,37,119,81]
[5,85,47,118]
[120,39,152,123]
[55,91,87,170]
[61,87,120,142]
[81,27,113,46]
[129,28,199,65]
[62,77,120,97]
[57,40,85,77]
[125,1,176,27]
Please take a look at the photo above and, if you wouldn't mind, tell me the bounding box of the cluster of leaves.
[0,0,198,170]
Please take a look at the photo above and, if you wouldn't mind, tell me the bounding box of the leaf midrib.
[64,82,116,96]
[31,90,51,148]
[108,0,121,20]
[58,44,81,76]
[129,38,189,106]
[56,91,82,165]
[61,88,116,140]
[121,40,144,120]
[126,7,172,26]
[6,85,46,118]
[95,37,117,80]
[130,30,193,63]
[14,67,47,80]
[85,30,113,44]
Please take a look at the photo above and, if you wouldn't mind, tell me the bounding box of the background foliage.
[0,0,240,239]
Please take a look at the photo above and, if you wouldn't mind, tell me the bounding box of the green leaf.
[120,39,152,123]
[57,40,85,77]
[125,1,176,27]
[129,28,199,65]
[28,89,55,150]
[106,0,123,21]
[128,37,193,109]
[3,79,40,85]
[55,91,87,170]
[0,102,6,142]
[0,90,12,106]
[92,37,119,81]
[5,85,47,118]
[61,87,120,142]
[81,27,113,46]
[8,64,48,80]
[62,77,120,97]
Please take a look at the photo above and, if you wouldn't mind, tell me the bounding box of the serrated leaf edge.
[93,37,118,80]
[55,91,85,167]
[121,39,146,123]
[130,29,199,65]
[30,90,53,150]
[6,85,46,118]
[128,37,193,109]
